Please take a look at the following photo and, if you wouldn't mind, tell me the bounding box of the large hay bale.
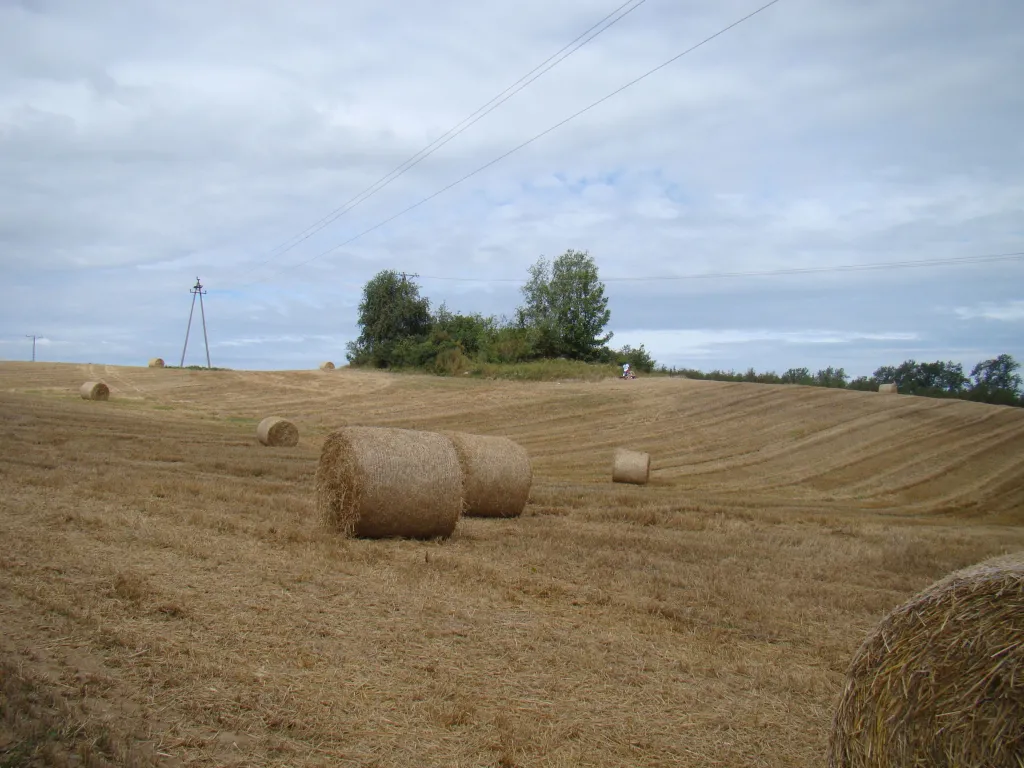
[828,552,1024,768]
[315,426,462,539]
[80,381,109,401]
[256,416,299,447]
[148,358,165,368]
[319,361,335,371]
[877,383,898,394]
[612,448,650,485]
[446,432,532,518]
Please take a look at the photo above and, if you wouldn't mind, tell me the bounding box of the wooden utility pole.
[25,334,37,362]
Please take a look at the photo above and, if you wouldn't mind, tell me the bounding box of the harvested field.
[1,361,1023,767]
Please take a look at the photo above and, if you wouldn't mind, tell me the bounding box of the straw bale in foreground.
[319,361,335,371]
[148,358,165,368]
[80,381,109,401]
[315,426,462,539]
[877,383,898,394]
[828,551,1024,767]
[447,431,532,517]
[256,416,299,447]
[612,448,650,485]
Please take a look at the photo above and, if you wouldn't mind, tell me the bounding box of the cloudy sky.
[1,0,1022,376]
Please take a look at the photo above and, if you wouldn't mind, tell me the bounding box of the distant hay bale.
[446,431,532,518]
[148,358,165,368]
[827,551,1024,768]
[319,361,335,371]
[80,381,109,401]
[315,426,462,539]
[256,416,299,447]
[877,383,898,394]
[612,448,650,485]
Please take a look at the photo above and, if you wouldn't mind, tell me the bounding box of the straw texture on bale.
[148,358,165,368]
[612,448,650,485]
[877,383,898,394]
[80,381,109,401]
[256,417,299,447]
[315,426,462,539]
[446,431,532,518]
[828,551,1024,768]
[319,361,335,370]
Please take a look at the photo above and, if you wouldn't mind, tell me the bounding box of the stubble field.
[1,361,1022,767]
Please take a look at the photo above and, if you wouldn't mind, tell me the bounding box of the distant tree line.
[344,248,1021,407]
[660,354,1023,407]
[345,249,656,374]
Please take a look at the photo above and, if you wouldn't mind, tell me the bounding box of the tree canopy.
[346,270,431,367]
[516,249,612,360]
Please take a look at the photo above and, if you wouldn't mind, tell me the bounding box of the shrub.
[615,344,656,373]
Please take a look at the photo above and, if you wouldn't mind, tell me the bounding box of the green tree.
[815,366,849,388]
[970,354,1022,394]
[347,270,431,367]
[847,376,878,391]
[517,249,612,360]
[430,303,495,359]
[875,360,967,396]
[780,367,813,385]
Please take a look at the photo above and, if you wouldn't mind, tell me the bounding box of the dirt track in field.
[1,361,1022,767]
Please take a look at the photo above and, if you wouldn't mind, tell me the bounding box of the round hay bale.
[446,431,532,518]
[319,361,335,371]
[877,383,898,394]
[148,358,165,368]
[80,381,109,401]
[828,551,1024,768]
[256,416,299,447]
[315,426,462,539]
[612,448,650,485]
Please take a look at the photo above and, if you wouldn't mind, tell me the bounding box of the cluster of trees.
[344,247,1021,407]
[345,250,655,374]
[662,354,1023,407]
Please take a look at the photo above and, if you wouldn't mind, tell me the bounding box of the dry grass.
[256,416,299,447]
[1,361,1023,767]
[612,448,651,485]
[316,426,463,539]
[828,551,1024,767]
[447,431,532,518]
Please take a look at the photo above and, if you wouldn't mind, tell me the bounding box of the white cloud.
[213,334,346,348]
[955,300,1024,322]
[613,328,920,360]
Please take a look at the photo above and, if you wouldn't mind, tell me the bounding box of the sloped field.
[1,362,1022,767]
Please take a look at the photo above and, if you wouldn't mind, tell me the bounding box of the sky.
[1,0,1022,377]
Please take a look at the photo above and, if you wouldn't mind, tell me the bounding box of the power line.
[238,0,782,289]
[413,251,1024,283]
[237,0,650,281]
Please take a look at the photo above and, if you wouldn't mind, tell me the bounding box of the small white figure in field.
[621,363,635,379]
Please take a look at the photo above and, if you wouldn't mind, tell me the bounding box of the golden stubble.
[1,361,1022,767]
